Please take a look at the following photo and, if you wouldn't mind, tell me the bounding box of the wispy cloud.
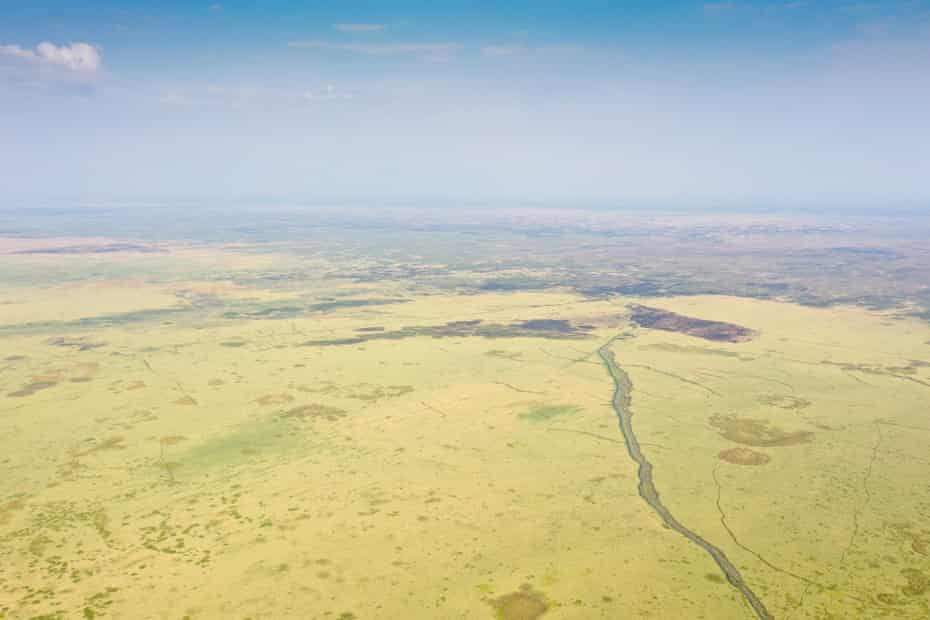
[160,84,352,108]
[288,39,460,59]
[479,43,586,60]
[159,92,193,107]
[480,45,529,58]
[0,41,102,73]
[333,23,385,33]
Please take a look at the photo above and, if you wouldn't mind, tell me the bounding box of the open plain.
[2,208,930,619]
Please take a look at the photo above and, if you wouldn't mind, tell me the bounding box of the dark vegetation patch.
[885,522,930,556]
[221,298,407,321]
[823,359,930,382]
[356,326,385,332]
[629,304,756,342]
[446,319,482,327]
[7,362,98,397]
[481,276,556,291]
[256,393,294,406]
[900,568,930,597]
[490,584,549,620]
[309,298,408,312]
[345,384,413,401]
[519,403,580,422]
[8,380,57,397]
[301,318,592,346]
[758,394,811,410]
[486,349,523,361]
[72,436,127,458]
[517,319,574,333]
[718,447,771,466]
[47,337,106,351]
[280,404,347,421]
[13,243,162,254]
[177,418,300,470]
[306,337,368,346]
[0,306,192,333]
[222,306,304,320]
[710,414,813,447]
[4,355,26,361]
[639,343,751,359]
[220,340,247,347]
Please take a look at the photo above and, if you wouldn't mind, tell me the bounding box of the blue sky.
[2,1,929,207]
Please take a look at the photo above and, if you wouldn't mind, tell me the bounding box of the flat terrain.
[1,209,930,619]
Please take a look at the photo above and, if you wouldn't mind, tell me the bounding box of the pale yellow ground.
[1,268,929,619]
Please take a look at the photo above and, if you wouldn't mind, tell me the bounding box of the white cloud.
[288,40,460,58]
[0,41,102,73]
[333,23,385,33]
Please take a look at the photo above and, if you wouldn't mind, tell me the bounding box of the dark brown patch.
[629,304,756,342]
[758,394,811,410]
[345,384,413,401]
[256,393,294,406]
[8,380,58,397]
[491,584,548,620]
[174,396,198,406]
[901,569,929,597]
[516,319,577,333]
[208,378,225,386]
[47,336,106,351]
[719,447,771,466]
[14,243,161,254]
[356,326,385,332]
[126,380,146,391]
[710,414,813,447]
[73,436,127,457]
[301,317,592,347]
[0,498,26,524]
[280,404,347,421]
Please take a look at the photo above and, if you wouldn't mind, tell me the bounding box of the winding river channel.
[597,339,773,620]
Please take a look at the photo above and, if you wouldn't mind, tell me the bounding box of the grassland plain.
[1,236,930,619]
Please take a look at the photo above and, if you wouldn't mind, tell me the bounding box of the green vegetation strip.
[597,337,772,620]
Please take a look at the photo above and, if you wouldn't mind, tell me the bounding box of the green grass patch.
[519,403,580,423]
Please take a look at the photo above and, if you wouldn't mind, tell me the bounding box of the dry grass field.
[2,214,930,619]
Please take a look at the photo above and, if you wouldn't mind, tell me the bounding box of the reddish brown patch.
[491,585,549,620]
[710,414,813,447]
[630,304,756,342]
[256,393,294,406]
[719,447,771,466]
